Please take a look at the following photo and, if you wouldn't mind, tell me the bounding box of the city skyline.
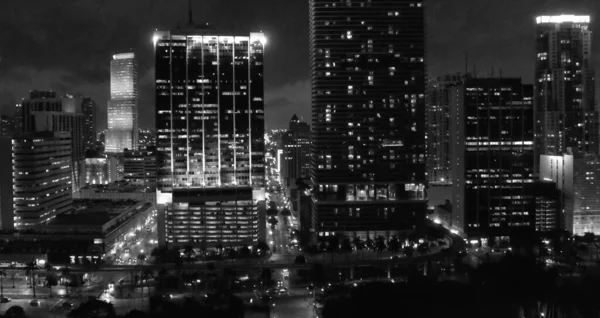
[1,0,599,130]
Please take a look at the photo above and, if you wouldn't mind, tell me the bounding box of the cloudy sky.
[0,0,598,129]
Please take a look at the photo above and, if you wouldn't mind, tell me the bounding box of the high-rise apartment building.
[534,15,596,166]
[451,78,537,236]
[534,15,598,234]
[154,25,267,248]
[309,0,427,239]
[282,115,311,187]
[12,132,73,229]
[82,97,97,150]
[21,91,85,192]
[426,74,469,184]
[106,53,138,153]
[0,137,12,230]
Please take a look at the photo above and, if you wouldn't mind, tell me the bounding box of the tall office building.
[154,25,267,248]
[12,132,73,229]
[451,78,540,236]
[21,91,86,192]
[534,14,598,234]
[282,115,311,187]
[309,0,427,239]
[82,97,97,150]
[106,53,138,153]
[124,146,157,188]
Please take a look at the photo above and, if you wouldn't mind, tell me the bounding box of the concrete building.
[106,53,138,154]
[123,146,156,189]
[74,181,156,207]
[21,91,86,192]
[309,0,427,240]
[12,132,73,229]
[85,157,109,185]
[153,23,267,248]
[0,200,153,264]
[281,115,311,188]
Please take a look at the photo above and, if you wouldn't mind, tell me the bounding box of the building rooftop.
[49,199,146,228]
[81,181,154,193]
[536,15,590,24]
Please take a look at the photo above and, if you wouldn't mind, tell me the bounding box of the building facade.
[124,146,157,188]
[21,91,86,192]
[106,53,139,154]
[281,114,311,187]
[82,97,97,150]
[12,132,73,229]
[0,115,13,137]
[309,0,427,239]
[0,137,12,230]
[154,26,267,248]
[534,15,596,164]
[451,78,536,236]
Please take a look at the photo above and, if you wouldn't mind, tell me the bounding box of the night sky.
[0,0,598,129]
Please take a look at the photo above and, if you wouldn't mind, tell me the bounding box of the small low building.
[0,199,154,264]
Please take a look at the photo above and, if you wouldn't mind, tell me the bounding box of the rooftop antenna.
[188,0,193,25]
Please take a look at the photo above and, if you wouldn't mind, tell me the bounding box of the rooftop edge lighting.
[113,53,135,60]
[536,15,590,24]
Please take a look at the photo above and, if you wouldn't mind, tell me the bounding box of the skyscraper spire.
[188,0,193,25]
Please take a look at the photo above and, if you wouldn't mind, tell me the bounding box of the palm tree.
[0,270,6,298]
[140,268,153,309]
[24,262,36,298]
[375,236,387,259]
[389,236,400,257]
[184,245,195,264]
[61,267,71,297]
[137,253,147,265]
[9,264,16,288]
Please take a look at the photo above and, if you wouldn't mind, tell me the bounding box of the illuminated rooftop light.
[152,35,160,46]
[536,15,590,24]
[113,53,135,60]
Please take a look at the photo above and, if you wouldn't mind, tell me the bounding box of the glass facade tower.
[154,27,267,248]
[106,53,138,153]
[309,0,427,239]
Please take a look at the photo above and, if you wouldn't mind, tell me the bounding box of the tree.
[366,237,375,251]
[327,236,340,262]
[256,241,270,254]
[137,253,147,265]
[389,236,400,257]
[280,208,292,216]
[340,239,353,258]
[268,216,279,227]
[24,262,36,298]
[9,264,16,288]
[266,207,278,216]
[0,270,5,298]
[184,245,195,264]
[62,267,71,297]
[5,305,25,318]
[140,269,154,310]
[375,236,387,259]
[46,273,58,298]
[353,237,365,260]
[239,245,251,257]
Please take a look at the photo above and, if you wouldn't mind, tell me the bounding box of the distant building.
[106,53,138,154]
[0,115,13,136]
[281,115,311,188]
[309,0,427,239]
[75,181,156,207]
[0,137,12,230]
[85,157,109,185]
[153,25,267,248]
[124,146,157,188]
[21,90,86,192]
[531,180,562,232]
[450,78,535,237]
[12,103,23,134]
[82,97,97,150]
[12,132,73,229]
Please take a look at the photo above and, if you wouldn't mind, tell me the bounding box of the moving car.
[29,299,40,306]
[62,302,74,308]
[1,297,11,303]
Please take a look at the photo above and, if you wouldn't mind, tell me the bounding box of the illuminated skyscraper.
[309,0,427,239]
[534,15,596,165]
[154,25,267,248]
[534,14,599,234]
[106,53,138,153]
